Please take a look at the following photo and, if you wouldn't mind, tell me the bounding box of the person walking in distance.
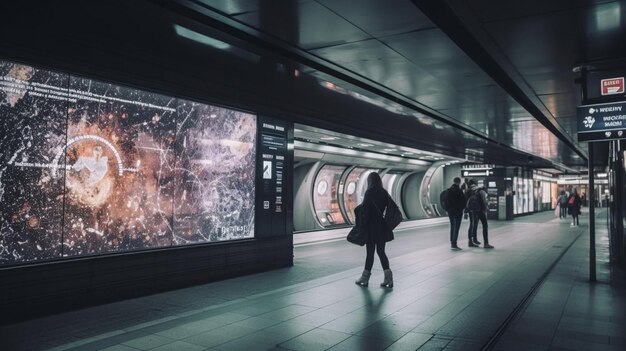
[466,179,494,249]
[557,190,568,219]
[444,177,466,250]
[355,172,396,288]
[568,188,582,226]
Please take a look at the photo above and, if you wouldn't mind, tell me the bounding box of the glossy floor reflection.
[1,211,623,351]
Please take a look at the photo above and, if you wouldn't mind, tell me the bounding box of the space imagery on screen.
[0,59,257,265]
[173,102,256,244]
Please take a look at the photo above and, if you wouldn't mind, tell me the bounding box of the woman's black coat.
[362,187,394,242]
[568,194,582,215]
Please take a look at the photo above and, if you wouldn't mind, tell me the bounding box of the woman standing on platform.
[355,172,395,288]
[568,188,582,227]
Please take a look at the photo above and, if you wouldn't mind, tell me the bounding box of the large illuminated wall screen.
[0,59,257,266]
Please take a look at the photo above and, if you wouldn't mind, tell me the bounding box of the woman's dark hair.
[560,190,565,195]
[367,172,383,190]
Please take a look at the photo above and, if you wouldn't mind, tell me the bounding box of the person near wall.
[557,190,569,219]
[355,172,396,288]
[568,188,582,227]
[466,179,495,249]
[446,177,467,250]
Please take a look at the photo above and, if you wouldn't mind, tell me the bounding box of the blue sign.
[578,101,626,141]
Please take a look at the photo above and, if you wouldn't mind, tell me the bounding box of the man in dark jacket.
[466,180,494,249]
[446,177,466,250]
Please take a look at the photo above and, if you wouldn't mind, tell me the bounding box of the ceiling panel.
[467,0,613,23]
[381,29,495,90]
[522,72,578,96]
[198,0,266,15]
[233,1,371,50]
[538,93,579,119]
[309,39,425,84]
[315,0,435,37]
[482,11,583,75]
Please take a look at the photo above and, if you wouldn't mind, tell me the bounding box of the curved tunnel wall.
[402,172,428,219]
[428,165,447,216]
[293,159,451,231]
[293,162,324,232]
[430,164,464,215]
[293,159,456,232]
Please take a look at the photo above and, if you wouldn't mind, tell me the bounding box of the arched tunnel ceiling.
[185,0,626,170]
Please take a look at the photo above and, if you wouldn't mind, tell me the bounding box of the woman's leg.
[365,240,376,271]
[376,239,393,288]
[375,239,390,270]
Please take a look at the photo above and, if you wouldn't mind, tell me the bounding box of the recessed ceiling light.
[320,136,337,141]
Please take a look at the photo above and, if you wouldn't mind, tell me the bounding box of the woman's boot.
[355,270,371,287]
[380,269,393,288]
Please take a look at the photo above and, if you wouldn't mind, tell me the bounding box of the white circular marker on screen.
[346,181,356,195]
[317,180,328,195]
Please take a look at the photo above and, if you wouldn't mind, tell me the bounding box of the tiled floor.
[1,211,623,350]
[493,215,626,351]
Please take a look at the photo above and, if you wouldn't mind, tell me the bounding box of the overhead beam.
[410,0,587,162]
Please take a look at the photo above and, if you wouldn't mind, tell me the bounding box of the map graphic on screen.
[0,59,256,265]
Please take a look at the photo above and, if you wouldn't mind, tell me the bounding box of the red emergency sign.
[601,77,625,95]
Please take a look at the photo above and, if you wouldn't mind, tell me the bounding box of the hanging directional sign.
[578,101,626,142]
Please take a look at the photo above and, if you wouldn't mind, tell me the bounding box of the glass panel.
[513,177,522,214]
[343,168,378,224]
[313,165,347,226]
[0,60,68,264]
[173,102,256,244]
[524,178,533,213]
[62,75,177,257]
[382,173,397,194]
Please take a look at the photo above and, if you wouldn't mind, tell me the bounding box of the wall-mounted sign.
[256,116,293,237]
[462,164,495,170]
[463,170,493,177]
[577,101,626,141]
[601,77,624,96]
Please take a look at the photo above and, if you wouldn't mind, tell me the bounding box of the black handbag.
[346,204,368,246]
[384,195,402,230]
[370,195,401,242]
